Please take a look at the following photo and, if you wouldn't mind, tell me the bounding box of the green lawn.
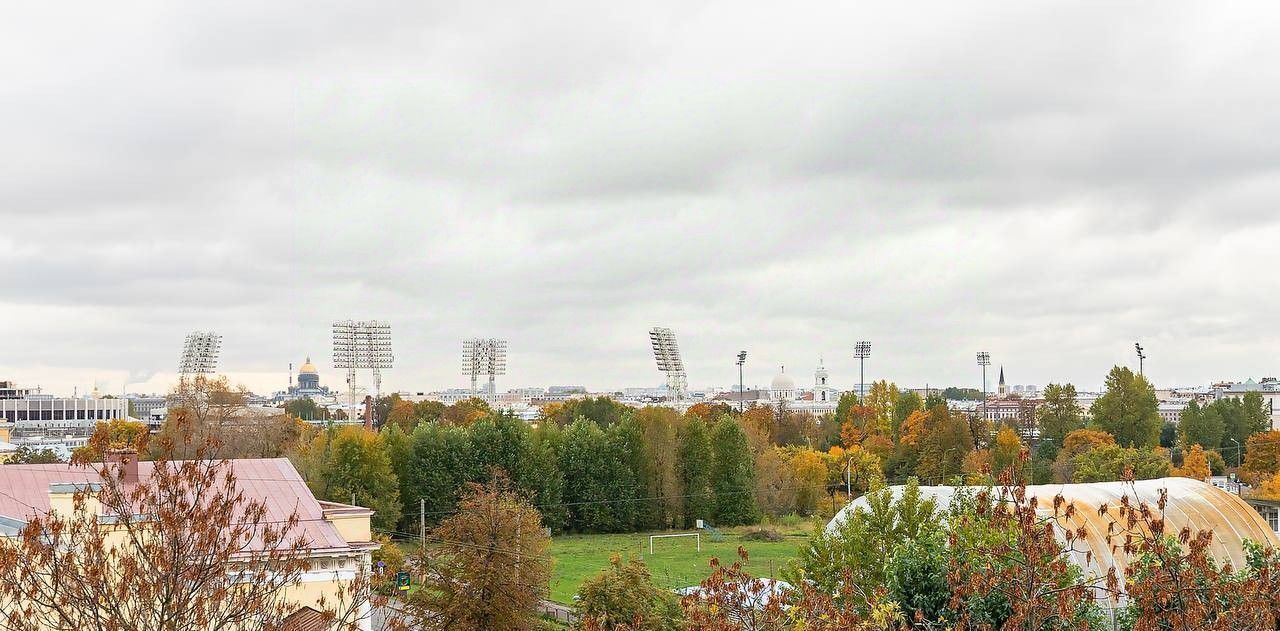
[547,520,817,604]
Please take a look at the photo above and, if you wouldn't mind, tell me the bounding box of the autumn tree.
[864,380,899,437]
[400,478,551,631]
[0,420,376,631]
[441,397,492,427]
[915,406,973,484]
[72,418,150,462]
[1089,366,1161,448]
[1241,430,1280,486]
[296,425,402,529]
[891,389,923,439]
[634,407,683,530]
[384,396,419,432]
[1051,428,1116,483]
[575,556,683,630]
[789,448,828,515]
[1174,444,1211,481]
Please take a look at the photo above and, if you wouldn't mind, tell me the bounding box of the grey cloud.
[2,0,1279,395]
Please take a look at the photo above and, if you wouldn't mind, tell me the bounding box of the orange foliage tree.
[1174,444,1211,481]
[1241,430,1280,486]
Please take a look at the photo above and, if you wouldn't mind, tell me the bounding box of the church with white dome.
[716,360,841,413]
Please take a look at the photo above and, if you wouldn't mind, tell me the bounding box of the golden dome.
[299,357,318,374]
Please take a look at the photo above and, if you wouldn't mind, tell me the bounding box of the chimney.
[105,448,140,483]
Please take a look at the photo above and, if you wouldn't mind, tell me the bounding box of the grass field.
[547,519,818,604]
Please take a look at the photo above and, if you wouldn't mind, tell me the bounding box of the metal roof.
[0,458,357,553]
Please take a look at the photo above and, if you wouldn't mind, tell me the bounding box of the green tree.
[792,478,941,596]
[1222,392,1271,466]
[1179,400,1224,450]
[834,392,860,427]
[283,397,328,422]
[379,422,414,529]
[1036,383,1083,444]
[608,417,647,530]
[942,387,983,401]
[1089,366,1161,448]
[709,417,758,526]
[560,418,634,532]
[6,445,65,464]
[314,426,401,529]
[575,556,683,630]
[677,417,714,528]
[403,422,477,526]
[468,412,531,484]
[1071,444,1171,482]
[524,423,566,530]
[1159,421,1178,449]
[886,529,951,624]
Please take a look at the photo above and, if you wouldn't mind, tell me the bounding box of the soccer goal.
[649,532,701,555]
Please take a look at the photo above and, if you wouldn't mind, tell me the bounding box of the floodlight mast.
[736,351,747,413]
[649,327,688,402]
[178,331,221,377]
[854,341,871,401]
[977,351,991,423]
[332,320,393,424]
[176,331,221,404]
[1134,342,1146,377]
[462,338,507,397]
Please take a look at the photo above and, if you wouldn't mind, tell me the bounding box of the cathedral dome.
[771,368,796,392]
[299,357,318,375]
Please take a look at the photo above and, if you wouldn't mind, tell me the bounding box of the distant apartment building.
[0,381,128,439]
[125,394,167,420]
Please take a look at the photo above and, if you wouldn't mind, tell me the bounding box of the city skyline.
[3,2,1278,396]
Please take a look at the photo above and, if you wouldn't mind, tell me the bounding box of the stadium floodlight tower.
[977,351,991,421]
[462,338,508,396]
[178,331,222,379]
[332,320,393,423]
[649,327,688,402]
[854,341,872,401]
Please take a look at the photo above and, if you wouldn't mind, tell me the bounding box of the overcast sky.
[3,1,1278,397]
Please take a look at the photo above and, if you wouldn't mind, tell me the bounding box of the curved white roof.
[828,478,1279,592]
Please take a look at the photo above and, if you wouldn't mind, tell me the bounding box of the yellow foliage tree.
[1174,444,1211,481]
[790,449,829,515]
[1256,471,1280,501]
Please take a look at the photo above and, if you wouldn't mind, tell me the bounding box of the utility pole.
[854,341,871,401]
[420,498,426,552]
[736,351,747,413]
